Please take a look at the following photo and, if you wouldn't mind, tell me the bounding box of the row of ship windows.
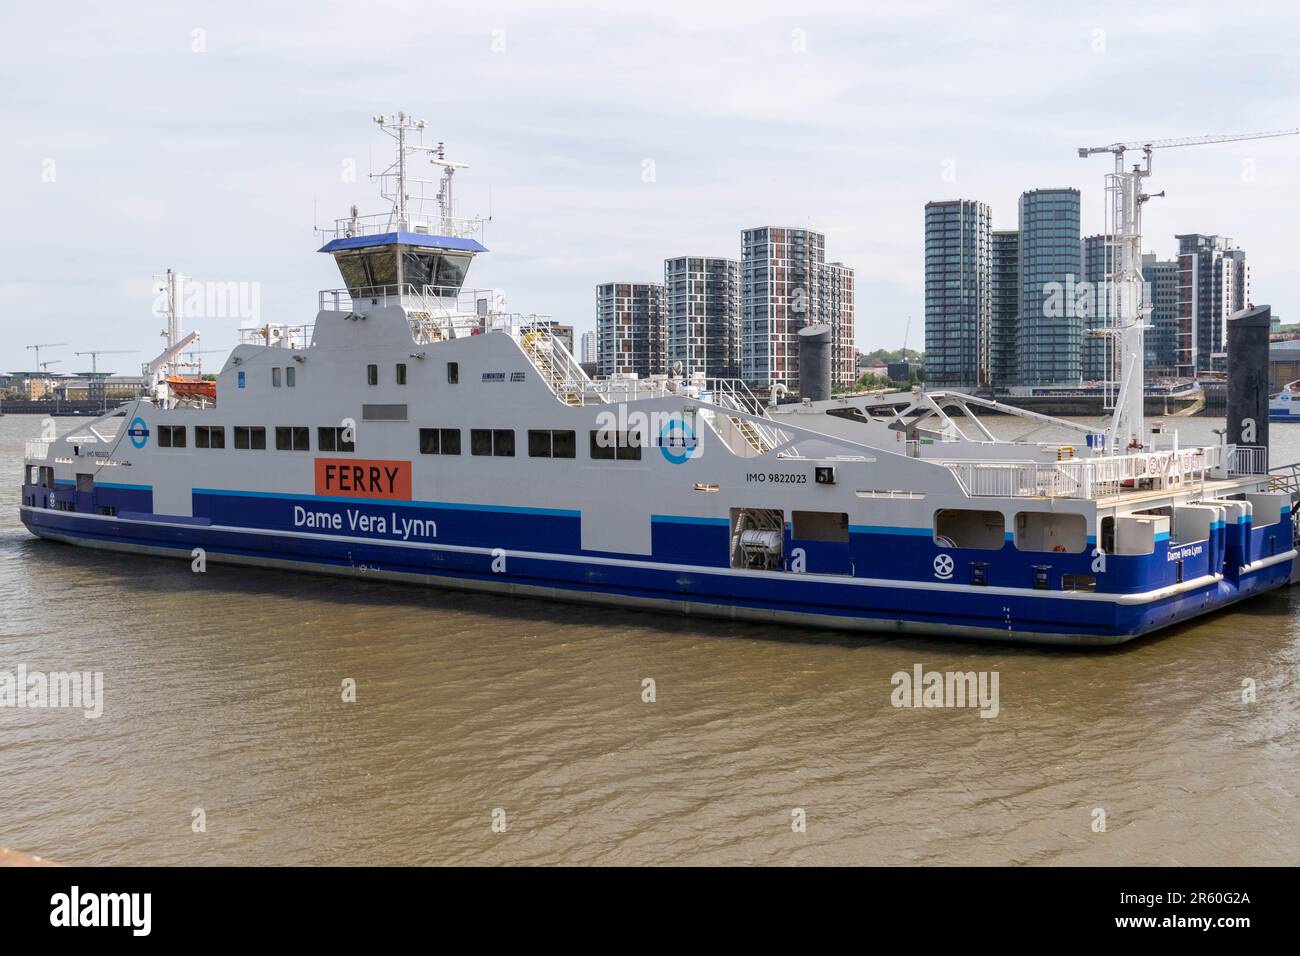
[267,363,464,388]
[152,425,644,460]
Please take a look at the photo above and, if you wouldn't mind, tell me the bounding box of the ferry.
[18,115,1296,645]
[1270,381,1300,421]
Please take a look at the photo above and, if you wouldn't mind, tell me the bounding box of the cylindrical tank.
[1226,304,1270,458]
[798,324,833,401]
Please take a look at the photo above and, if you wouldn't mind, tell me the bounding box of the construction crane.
[1077,128,1299,453]
[26,342,67,371]
[38,360,62,373]
[75,349,139,374]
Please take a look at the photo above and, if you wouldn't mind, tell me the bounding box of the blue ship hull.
[21,482,1296,646]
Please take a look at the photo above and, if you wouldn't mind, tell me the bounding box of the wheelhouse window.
[589,430,642,461]
[395,363,407,385]
[275,426,310,451]
[158,425,187,448]
[367,364,378,386]
[285,366,296,387]
[335,250,398,294]
[528,429,576,458]
[272,367,282,388]
[419,428,461,455]
[195,426,225,449]
[471,429,514,457]
[318,427,355,453]
[234,426,267,450]
[447,362,459,385]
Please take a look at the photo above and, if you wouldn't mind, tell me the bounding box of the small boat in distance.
[1270,380,1300,421]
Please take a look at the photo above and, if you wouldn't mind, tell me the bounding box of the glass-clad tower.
[1017,188,1082,385]
[923,200,991,389]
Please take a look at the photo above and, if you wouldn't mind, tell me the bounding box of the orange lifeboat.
[166,376,216,401]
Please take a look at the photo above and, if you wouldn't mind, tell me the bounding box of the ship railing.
[1227,444,1267,476]
[320,283,469,313]
[24,440,49,461]
[703,379,783,453]
[238,324,314,348]
[941,444,1230,499]
[320,212,485,242]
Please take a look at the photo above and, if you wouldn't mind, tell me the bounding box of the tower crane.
[38,360,62,373]
[75,349,139,374]
[26,342,67,371]
[1076,128,1299,453]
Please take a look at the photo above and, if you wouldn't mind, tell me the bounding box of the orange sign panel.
[314,458,412,500]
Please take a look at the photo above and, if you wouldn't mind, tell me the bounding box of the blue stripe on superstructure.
[97,481,153,491]
[848,525,932,536]
[317,232,488,254]
[651,514,730,526]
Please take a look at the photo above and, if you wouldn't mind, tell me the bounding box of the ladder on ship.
[709,381,774,454]
[521,332,583,406]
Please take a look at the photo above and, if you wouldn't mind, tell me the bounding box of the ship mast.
[1077,128,1298,453]
[371,112,470,234]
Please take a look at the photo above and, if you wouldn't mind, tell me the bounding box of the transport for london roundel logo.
[127,416,150,449]
[659,417,700,465]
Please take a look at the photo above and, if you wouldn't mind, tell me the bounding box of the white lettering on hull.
[293,505,436,541]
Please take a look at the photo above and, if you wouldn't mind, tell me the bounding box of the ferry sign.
[314,458,412,500]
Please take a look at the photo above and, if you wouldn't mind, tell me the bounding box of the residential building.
[580,330,596,364]
[1141,254,1181,376]
[740,226,855,391]
[1081,234,1114,382]
[1017,188,1082,385]
[595,282,666,377]
[820,261,857,387]
[990,229,1019,387]
[923,200,992,389]
[664,256,741,378]
[1176,234,1249,375]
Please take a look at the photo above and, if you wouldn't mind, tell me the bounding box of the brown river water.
[1,412,1297,865]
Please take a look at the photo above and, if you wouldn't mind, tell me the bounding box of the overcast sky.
[2,0,1298,375]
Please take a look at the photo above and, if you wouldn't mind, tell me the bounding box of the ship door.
[789,510,852,575]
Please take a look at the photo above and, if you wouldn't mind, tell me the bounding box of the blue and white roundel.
[127,416,150,449]
[658,417,699,465]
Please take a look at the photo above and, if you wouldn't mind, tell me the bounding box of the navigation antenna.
[1077,128,1298,453]
[370,113,474,237]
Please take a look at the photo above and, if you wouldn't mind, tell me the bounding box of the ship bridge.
[316,112,488,317]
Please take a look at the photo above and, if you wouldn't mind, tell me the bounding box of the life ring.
[1053,545,1067,553]
[1147,456,1159,474]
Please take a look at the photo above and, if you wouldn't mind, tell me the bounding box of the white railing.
[942,444,1232,500]
[321,212,485,242]
[1228,444,1267,476]
[238,324,313,348]
[24,440,49,461]
[705,380,785,451]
